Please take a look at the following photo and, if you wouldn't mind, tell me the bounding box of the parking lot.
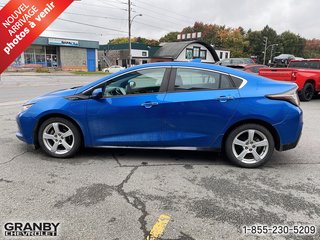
[1,73,320,240]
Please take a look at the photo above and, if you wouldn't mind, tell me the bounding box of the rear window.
[289,61,320,69]
[231,76,244,88]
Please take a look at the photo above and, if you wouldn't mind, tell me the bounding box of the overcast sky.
[1,0,319,44]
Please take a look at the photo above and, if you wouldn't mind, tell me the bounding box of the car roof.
[117,61,257,78]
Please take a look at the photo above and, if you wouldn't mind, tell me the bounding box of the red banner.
[0,0,74,73]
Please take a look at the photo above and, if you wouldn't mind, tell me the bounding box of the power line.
[139,12,184,28]
[134,0,193,23]
[57,18,128,33]
[63,12,126,21]
[96,0,126,8]
[134,20,180,33]
[44,29,126,36]
[132,2,192,26]
[70,4,127,20]
[77,1,127,11]
[135,0,191,20]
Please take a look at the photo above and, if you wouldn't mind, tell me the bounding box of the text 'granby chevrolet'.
[3,222,60,237]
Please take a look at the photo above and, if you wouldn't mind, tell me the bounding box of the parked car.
[216,58,255,66]
[273,54,295,67]
[259,59,320,101]
[16,62,302,168]
[102,65,125,73]
[227,64,268,74]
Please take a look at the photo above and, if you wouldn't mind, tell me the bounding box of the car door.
[162,67,240,148]
[86,67,170,146]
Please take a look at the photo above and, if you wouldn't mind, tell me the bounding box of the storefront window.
[23,45,59,67]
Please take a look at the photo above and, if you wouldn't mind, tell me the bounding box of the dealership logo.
[3,222,60,237]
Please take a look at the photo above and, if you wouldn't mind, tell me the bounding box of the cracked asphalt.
[1,74,320,240]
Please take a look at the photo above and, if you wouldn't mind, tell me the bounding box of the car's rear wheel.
[299,82,314,101]
[38,117,81,158]
[225,124,274,168]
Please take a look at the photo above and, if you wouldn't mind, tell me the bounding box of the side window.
[174,68,234,91]
[102,68,166,97]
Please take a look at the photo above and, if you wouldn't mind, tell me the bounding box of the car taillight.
[266,86,300,106]
[291,72,297,81]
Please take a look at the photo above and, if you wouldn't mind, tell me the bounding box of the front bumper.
[16,112,36,144]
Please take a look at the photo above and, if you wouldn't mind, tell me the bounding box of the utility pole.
[263,36,268,65]
[128,0,132,68]
[270,44,275,66]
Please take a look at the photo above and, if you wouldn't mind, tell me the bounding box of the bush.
[35,67,50,73]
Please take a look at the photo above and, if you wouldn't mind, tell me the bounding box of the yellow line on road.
[146,214,171,240]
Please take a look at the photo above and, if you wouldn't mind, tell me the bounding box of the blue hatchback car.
[16,62,303,167]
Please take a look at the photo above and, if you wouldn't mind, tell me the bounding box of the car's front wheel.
[225,124,275,168]
[38,117,81,158]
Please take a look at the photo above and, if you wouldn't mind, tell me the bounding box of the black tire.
[313,92,320,99]
[38,117,81,158]
[225,124,275,168]
[299,82,314,102]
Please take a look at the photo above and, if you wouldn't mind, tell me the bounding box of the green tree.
[279,31,305,57]
[159,32,180,42]
[109,37,159,46]
[246,31,264,62]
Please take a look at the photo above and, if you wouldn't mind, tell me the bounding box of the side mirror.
[92,88,103,99]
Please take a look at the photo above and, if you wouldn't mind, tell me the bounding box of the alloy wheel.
[42,122,74,155]
[232,129,269,164]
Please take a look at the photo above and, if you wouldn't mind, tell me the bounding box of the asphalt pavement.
[0,74,320,240]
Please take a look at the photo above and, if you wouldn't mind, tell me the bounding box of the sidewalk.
[1,71,76,77]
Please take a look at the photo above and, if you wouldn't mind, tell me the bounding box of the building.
[152,40,219,63]
[99,40,221,68]
[99,43,161,69]
[215,49,231,60]
[10,36,99,71]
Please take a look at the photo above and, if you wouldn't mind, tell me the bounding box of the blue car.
[16,62,303,167]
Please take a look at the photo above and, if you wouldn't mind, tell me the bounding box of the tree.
[159,32,180,42]
[304,39,320,58]
[109,37,159,46]
[247,31,264,62]
[157,22,318,60]
[279,31,305,57]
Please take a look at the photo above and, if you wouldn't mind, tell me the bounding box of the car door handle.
[216,96,234,102]
[141,102,159,108]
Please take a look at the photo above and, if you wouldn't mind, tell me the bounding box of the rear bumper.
[278,128,302,151]
[274,106,303,151]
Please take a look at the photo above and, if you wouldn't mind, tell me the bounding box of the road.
[1,74,320,240]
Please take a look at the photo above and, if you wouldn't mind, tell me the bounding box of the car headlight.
[22,103,34,112]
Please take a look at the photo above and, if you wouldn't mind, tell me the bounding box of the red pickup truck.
[259,59,320,101]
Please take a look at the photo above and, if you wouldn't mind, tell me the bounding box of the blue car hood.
[26,87,79,104]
